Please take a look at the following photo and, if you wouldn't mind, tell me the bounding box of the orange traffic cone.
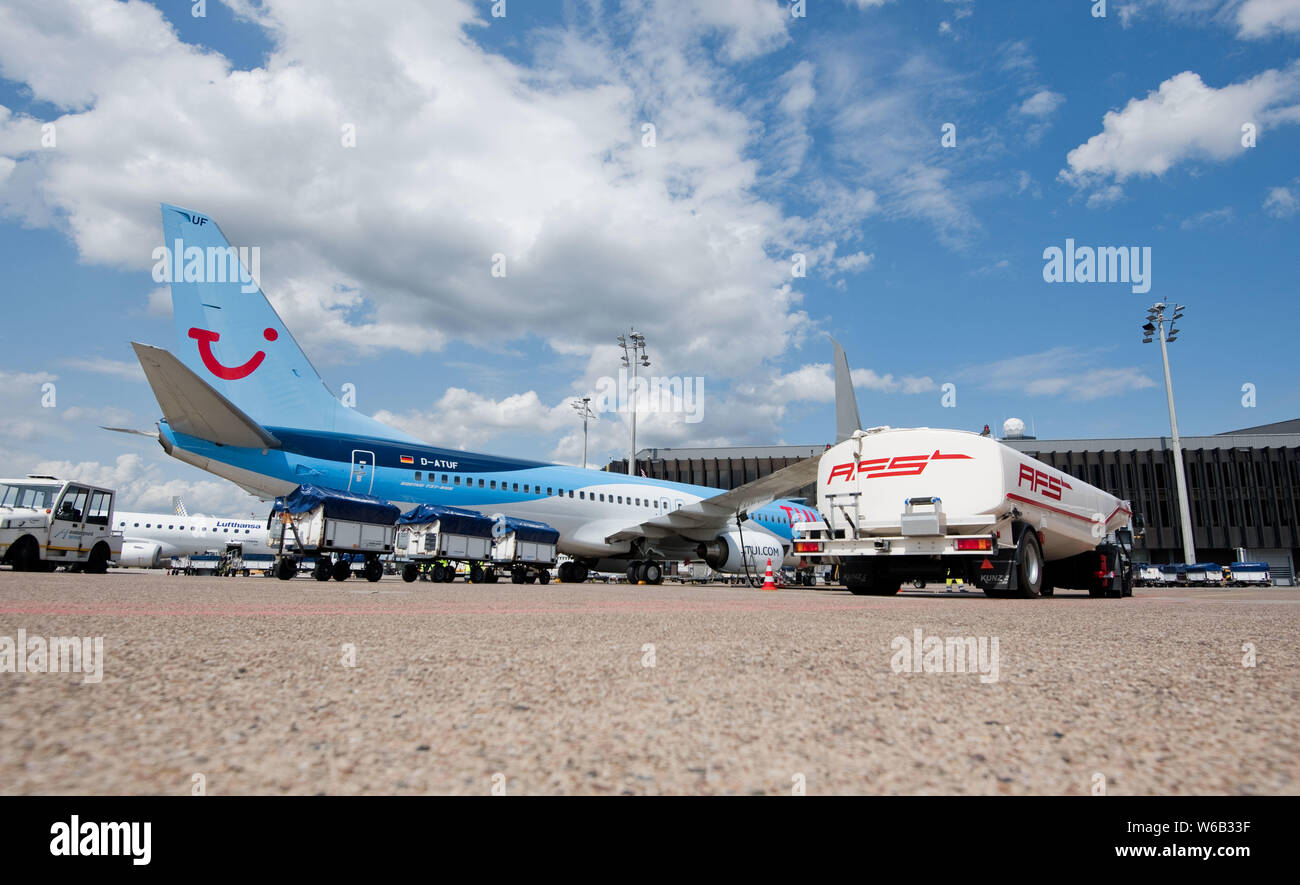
[761,558,777,591]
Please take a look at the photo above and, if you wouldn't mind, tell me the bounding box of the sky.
[0,0,1297,516]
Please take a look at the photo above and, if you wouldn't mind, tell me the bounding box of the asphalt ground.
[0,568,1296,795]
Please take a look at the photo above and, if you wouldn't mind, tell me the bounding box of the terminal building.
[609,418,1300,586]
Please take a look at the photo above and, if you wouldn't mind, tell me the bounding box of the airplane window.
[490,481,497,490]
[512,483,519,492]
[119,521,125,526]
[169,525,174,530]
[524,485,530,493]
[599,494,605,502]
[454,476,461,485]
[134,523,139,527]
[548,487,553,495]
[568,490,573,498]
[478,479,484,488]
[415,471,422,481]
[579,492,585,500]
[441,474,448,483]
[146,523,152,528]
[617,496,623,504]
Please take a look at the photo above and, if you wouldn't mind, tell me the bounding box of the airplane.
[114,509,274,568]
[118,203,862,584]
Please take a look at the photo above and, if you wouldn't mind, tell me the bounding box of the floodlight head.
[1165,335,1177,343]
[1142,337,1153,344]
[1142,322,1155,333]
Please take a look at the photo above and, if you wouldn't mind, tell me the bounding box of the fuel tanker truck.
[791,427,1141,598]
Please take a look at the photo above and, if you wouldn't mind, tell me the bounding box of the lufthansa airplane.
[120,204,857,584]
[115,510,274,568]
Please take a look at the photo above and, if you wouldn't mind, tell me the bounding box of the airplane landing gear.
[627,560,665,585]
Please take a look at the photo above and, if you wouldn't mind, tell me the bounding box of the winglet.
[831,337,862,443]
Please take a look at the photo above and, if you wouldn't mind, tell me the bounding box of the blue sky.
[0,0,1297,514]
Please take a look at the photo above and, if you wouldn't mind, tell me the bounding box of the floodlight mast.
[617,330,650,477]
[570,396,597,469]
[1143,302,1196,565]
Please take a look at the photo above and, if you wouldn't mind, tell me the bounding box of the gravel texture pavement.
[1,569,1295,795]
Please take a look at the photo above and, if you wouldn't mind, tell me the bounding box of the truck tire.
[7,536,39,572]
[1013,529,1044,598]
[402,563,419,583]
[313,561,332,582]
[846,577,902,596]
[277,559,298,581]
[572,562,589,583]
[364,559,383,582]
[84,543,110,574]
[332,560,351,581]
[537,569,550,585]
[470,565,484,584]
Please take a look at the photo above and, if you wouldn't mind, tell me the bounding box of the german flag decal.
[399,455,414,464]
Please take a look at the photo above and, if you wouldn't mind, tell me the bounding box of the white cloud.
[0,0,822,385]
[1017,90,1064,117]
[29,452,263,516]
[1237,0,1300,38]
[961,347,1158,401]
[61,356,143,380]
[834,250,874,273]
[1180,206,1235,228]
[1264,185,1298,217]
[1061,66,1300,194]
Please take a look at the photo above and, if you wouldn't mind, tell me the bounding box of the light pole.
[1142,302,1196,565]
[570,396,597,469]
[617,329,649,477]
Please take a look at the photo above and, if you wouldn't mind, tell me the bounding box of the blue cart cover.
[493,515,559,544]
[274,484,400,525]
[1231,562,1270,570]
[397,503,495,538]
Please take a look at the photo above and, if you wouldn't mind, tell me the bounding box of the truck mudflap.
[972,553,1015,592]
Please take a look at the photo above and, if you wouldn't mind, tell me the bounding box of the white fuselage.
[115,511,273,566]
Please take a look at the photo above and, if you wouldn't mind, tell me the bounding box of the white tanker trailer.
[792,427,1142,598]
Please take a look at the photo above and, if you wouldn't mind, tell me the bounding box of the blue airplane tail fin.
[159,203,418,442]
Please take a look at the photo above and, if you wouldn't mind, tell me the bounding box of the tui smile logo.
[188,326,278,380]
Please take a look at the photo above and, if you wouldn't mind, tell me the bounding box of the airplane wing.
[604,455,822,544]
[132,342,281,449]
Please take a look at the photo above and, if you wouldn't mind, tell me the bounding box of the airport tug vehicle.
[395,503,497,583]
[0,475,122,573]
[792,428,1140,598]
[268,484,399,582]
[490,515,560,584]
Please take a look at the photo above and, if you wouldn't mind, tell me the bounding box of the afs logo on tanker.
[826,450,973,484]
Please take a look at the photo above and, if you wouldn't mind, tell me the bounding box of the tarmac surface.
[1,568,1296,795]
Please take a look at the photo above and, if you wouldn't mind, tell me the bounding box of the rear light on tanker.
[955,538,993,551]
[794,541,822,553]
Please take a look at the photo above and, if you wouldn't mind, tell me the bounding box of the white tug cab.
[0,475,123,573]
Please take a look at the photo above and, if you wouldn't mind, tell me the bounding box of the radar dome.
[1003,418,1026,439]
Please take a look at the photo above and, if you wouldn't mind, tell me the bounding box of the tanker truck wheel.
[846,576,902,596]
[313,560,332,582]
[402,562,419,583]
[332,560,351,581]
[1014,530,1044,598]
